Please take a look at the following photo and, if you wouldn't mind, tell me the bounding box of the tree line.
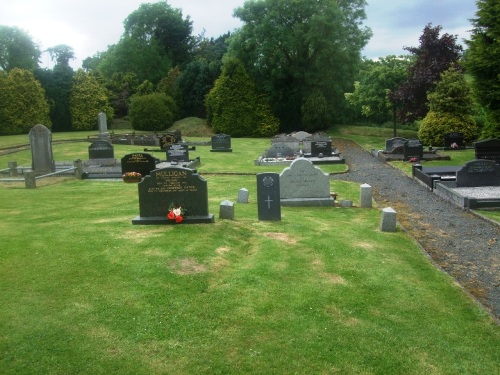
[0,0,498,144]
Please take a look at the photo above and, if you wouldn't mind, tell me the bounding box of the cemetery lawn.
[0,134,499,374]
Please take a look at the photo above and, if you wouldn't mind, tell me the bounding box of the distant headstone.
[310,140,332,157]
[271,135,300,153]
[237,188,249,204]
[360,183,372,208]
[279,158,334,206]
[211,133,232,152]
[88,140,114,159]
[444,132,464,149]
[256,173,281,221]
[403,139,423,159]
[264,144,295,158]
[159,132,181,150]
[121,153,157,176]
[29,124,55,173]
[380,207,397,232]
[385,137,408,154]
[292,131,312,142]
[474,138,500,164]
[455,160,500,187]
[166,143,190,162]
[98,112,109,140]
[219,200,235,220]
[133,166,214,224]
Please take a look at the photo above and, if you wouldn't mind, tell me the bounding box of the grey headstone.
[360,183,372,208]
[456,160,500,187]
[211,133,232,152]
[256,173,281,221]
[385,137,408,154]
[279,158,334,206]
[219,200,235,220]
[166,143,190,162]
[8,161,18,177]
[29,124,54,173]
[24,170,36,189]
[98,112,108,139]
[133,166,214,225]
[265,143,296,158]
[121,153,158,176]
[237,188,249,203]
[380,207,397,232]
[292,131,312,141]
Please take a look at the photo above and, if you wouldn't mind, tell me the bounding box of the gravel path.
[331,138,500,321]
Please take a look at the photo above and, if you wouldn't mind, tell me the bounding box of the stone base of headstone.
[132,214,215,225]
[280,197,334,207]
[380,207,397,232]
[210,148,232,152]
[86,158,118,167]
[219,200,235,220]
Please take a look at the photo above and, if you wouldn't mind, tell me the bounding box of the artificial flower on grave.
[167,203,187,223]
[121,171,142,182]
[409,157,420,163]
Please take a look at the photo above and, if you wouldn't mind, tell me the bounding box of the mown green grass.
[0,127,498,374]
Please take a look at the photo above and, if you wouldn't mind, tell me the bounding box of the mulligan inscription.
[148,170,197,193]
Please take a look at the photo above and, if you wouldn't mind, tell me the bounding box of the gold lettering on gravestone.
[148,170,198,193]
[129,154,150,163]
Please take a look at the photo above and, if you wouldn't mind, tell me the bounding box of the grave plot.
[414,159,500,209]
[375,137,450,162]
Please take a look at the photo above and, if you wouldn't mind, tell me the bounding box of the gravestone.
[219,200,235,220]
[455,160,500,187]
[474,138,500,164]
[133,166,214,224]
[292,131,312,142]
[279,158,334,206]
[360,183,372,208]
[380,207,397,232]
[310,140,333,158]
[237,188,249,204]
[264,144,295,158]
[88,140,114,159]
[271,135,300,153]
[403,139,423,159]
[256,173,281,221]
[385,137,408,154]
[211,133,232,152]
[98,112,109,140]
[121,153,158,176]
[159,132,181,150]
[166,143,190,162]
[444,132,464,149]
[29,124,55,173]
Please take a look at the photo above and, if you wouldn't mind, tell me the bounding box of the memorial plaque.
[257,173,281,221]
[166,143,190,162]
[456,160,500,187]
[311,140,332,157]
[132,167,214,224]
[211,133,232,152]
[88,140,114,159]
[121,153,157,176]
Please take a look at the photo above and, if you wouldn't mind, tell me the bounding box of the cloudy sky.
[1,0,478,69]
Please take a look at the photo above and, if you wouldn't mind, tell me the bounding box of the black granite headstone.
[456,160,500,187]
[121,153,158,176]
[444,132,464,149]
[132,166,214,224]
[88,140,114,159]
[311,140,332,157]
[403,139,423,159]
[474,138,500,164]
[166,143,190,162]
[210,133,232,152]
[257,173,281,221]
[385,137,408,154]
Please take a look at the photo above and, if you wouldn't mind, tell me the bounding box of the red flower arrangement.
[167,203,186,223]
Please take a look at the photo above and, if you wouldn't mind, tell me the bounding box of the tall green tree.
[465,0,500,138]
[229,0,371,131]
[391,24,463,124]
[46,44,75,67]
[205,57,279,137]
[0,68,50,135]
[0,26,40,71]
[419,66,478,146]
[345,56,411,128]
[70,70,113,131]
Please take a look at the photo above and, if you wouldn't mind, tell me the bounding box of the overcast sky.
[0,0,478,69]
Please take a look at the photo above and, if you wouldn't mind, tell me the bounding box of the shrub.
[418,112,478,146]
[129,92,176,131]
